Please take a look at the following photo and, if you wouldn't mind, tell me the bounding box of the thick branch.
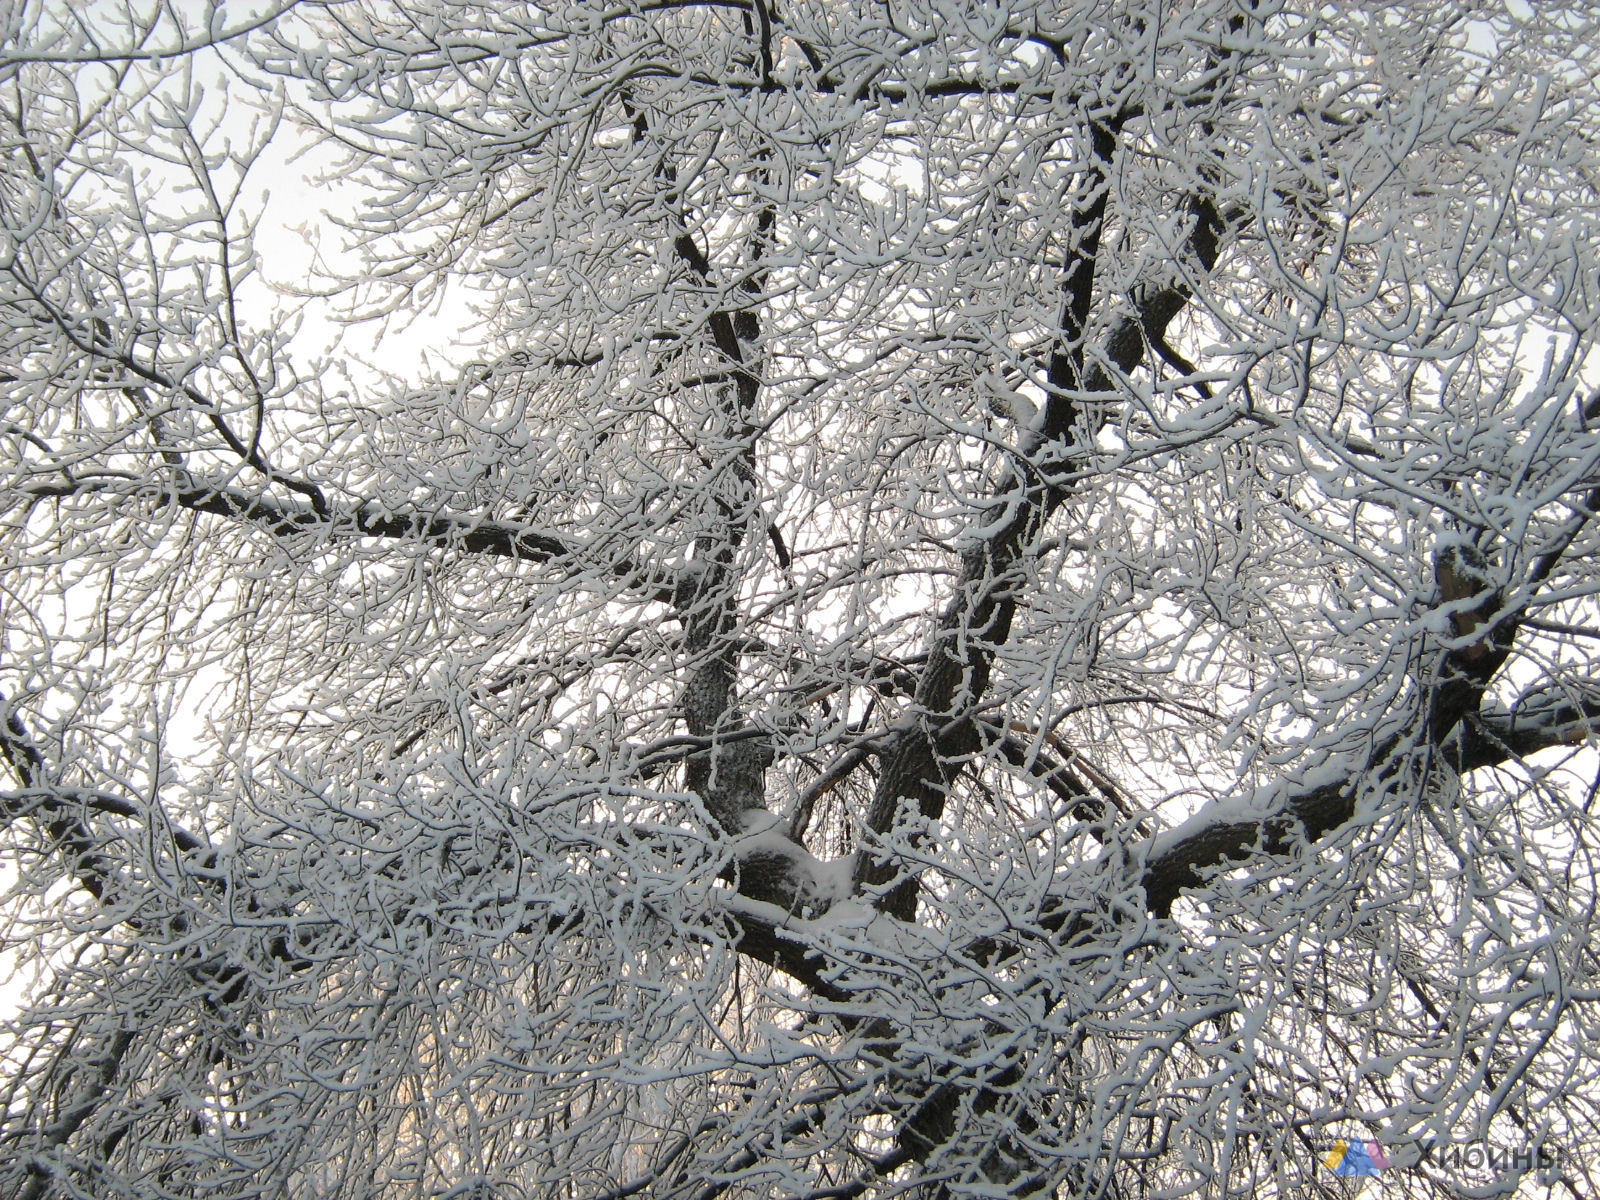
[14,478,675,598]
[721,896,854,1003]
[661,135,777,836]
[1134,673,1598,919]
[856,161,1225,921]
[1451,682,1600,773]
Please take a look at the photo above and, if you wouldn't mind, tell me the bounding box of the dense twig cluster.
[1,1,1599,1197]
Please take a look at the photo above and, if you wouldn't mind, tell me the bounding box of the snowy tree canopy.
[2,0,1600,1196]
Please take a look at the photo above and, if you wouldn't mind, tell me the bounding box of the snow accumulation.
[733,808,856,911]
[1141,758,1356,865]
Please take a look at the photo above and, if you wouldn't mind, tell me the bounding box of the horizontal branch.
[15,478,674,600]
[1137,676,1600,918]
[721,895,855,1003]
[1137,765,1354,919]
[1452,682,1600,773]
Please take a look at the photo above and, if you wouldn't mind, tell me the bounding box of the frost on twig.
[3,1,1600,1198]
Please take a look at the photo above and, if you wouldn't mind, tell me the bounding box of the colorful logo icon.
[1323,1139,1391,1176]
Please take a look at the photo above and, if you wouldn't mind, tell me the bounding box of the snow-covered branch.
[6,1,1600,1196]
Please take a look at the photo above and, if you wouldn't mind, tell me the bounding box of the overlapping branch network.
[3,1,1600,1198]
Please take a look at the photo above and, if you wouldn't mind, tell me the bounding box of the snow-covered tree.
[3,1,1600,1196]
